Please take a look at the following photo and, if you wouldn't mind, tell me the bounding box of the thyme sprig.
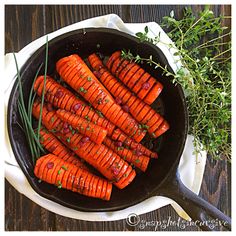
[122,7,231,161]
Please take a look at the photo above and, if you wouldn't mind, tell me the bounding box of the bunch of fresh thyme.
[122,7,231,161]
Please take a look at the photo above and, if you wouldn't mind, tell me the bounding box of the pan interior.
[7,28,187,212]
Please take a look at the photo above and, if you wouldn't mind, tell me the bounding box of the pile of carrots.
[33,50,169,201]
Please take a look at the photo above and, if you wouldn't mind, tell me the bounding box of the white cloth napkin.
[4,14,207,221]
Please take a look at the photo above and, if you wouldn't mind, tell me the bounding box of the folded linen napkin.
[4,14,206,221]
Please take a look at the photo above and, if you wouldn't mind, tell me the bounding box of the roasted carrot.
[103,137,150,172]
[88,53,169,138]
[106,51,163,105]
[39,127,88,170]
[56,54,146,142]
[106,51,122,70]
[55,109,107,145]
[34,76,115,135]
[56,129,136,189]
[34,154,112,200]
[32,101,136,189]
[111,128,158,159]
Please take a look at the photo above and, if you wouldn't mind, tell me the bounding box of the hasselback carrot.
[32,101,136,189]
[39,127,88,170]
[111,128,158,159]
[34,76,115,136]
[106,51,163,105]
[56,54,146,143]
[55,130,136,189]
[88,53,170,138]
[56,109,107,145]
[34,154,112,200]
[103,137,150,172]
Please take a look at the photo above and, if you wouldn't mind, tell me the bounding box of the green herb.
[37,36,49,142]
[97,98,103,105]
[66,137,71,143]
[86,126,90,131]
[79,87,87,93]
[61,165,68,171]
[105,99,109,103]
[96,110,104,118]
[58,169,61,175]
[40,136,45,142]
[123,7,231,161]
[135,159,141,163]
[57,180,62,188]
[73,147,78,151]
[50,117,55,123]
[14,38,49,164]
[84,115,91,121]
[87,76,92,81]
[138,124,149,129]
[151,133,156,138]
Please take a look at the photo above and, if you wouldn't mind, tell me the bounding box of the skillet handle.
[159,170,231,231]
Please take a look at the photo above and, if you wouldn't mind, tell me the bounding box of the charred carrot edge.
[107,51,163,105]
[56,54,146,142]
[127,67,145,90]
[116,60,136,82]
[34,154,112,200]
[88,53,169,138]
[106,51,121,69]
[132,72,151,95]
[111,56,125,75]
[32,101,136,189]
[34,76,116,135]
[39,128,89,170]
[111,128,158,159]
[122,64,140,85]
[103,137,150,172]
[56,109,107,145]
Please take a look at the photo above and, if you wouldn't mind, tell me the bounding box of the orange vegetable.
[39,128,88,170]
[56,54,146,143]
[111,128,158,158]
[34,76,115,135]
[106,51,163,105]
[34,154,112,200]
[32,101,136,189]
[88,53,169,138]
[103,137,150,172]
[56,109,107,145]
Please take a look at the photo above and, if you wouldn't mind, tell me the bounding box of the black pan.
[7,28,231,230]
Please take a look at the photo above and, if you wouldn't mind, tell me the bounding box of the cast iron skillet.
[7,28,231,230]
